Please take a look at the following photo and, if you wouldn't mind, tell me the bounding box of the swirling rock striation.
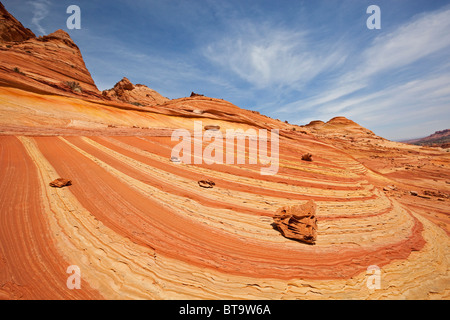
[0,4,448,300]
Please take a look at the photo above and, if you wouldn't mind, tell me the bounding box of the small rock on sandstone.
[198,180,215,188]
[49,178,72,188]
[273,200,318,244]
[204,125,220,131]
[301,153,313,161]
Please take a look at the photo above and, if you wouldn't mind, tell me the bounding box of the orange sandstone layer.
[2,131,448,299]
[0,86,448,299]
[0,3,448,298]
[0,136,102,299]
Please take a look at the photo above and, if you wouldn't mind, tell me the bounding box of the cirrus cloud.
[27,0,51,35]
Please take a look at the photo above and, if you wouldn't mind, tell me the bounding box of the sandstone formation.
[304,116,375,136]
[0,17,100,97]
[301,153,313,161]
[198,179,215,188]
[303,120,325,129]
[0,2,35,43]
[273,200,318,244]
[204,125,220,131]
[0,5,448,300]
[403,129,450,148]
[49,178,72,188]
[102,77,169,106]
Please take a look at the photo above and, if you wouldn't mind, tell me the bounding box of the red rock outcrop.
[204,125,220,131]
[0,4,448,300]
[304,116,375,137]
[301,153,313,161]
[304,120,325,129]
[403,129,450,147]
[49,178,72,188]
[273,200,318,244]
[198,180,215,188]
[0,5,100,98]
[0,2,35,43]
[102,77,169,106]
[190,92,204,97]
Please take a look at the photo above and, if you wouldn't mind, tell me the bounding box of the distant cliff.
[403,129,450,148]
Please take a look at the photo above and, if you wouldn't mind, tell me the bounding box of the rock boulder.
[273,200,318,244]
[49,178,72,188]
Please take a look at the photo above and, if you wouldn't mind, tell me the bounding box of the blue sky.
[4,0,450,140]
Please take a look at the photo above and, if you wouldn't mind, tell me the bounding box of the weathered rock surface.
[403,129,450,147]
[102,77,169,106]
[0,26,100,97]
[204,125,220,131]
[0,2,35,43]
[0,4,448,300]
[273,200,318,244]
[304,116,375,137]
[301,153,313,161]
[49,178,72,188]
[198,180,215,188]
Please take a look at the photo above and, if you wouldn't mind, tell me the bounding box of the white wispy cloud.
[28,0,51,35]
[203,22,347,90]
[345,74,450,121]
[359,8,450,79]
[287,70,450,139]
[286,7,450,112]
[78,31,220,98]
[53,1,448,140]
[279,6,450,139]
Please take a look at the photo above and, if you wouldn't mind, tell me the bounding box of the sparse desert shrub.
[13,67,25,75]
[130,102,144,106]
[65,81,82,93]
